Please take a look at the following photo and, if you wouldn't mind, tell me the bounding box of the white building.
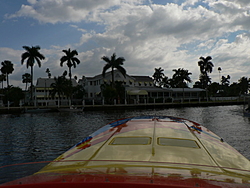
[34,77,78,106]
[78,70,205,104]
[32,71,205,107]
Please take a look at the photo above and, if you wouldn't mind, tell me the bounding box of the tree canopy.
[102,53,126,85]
[60,48,80,81]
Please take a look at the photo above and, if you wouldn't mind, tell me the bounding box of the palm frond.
[101,56,111,63]
[102,64,111,77]
[34,45,41,50]
[22,46,31,51]
[117,66,126,78]
[21,52,30,64]
[34,57,42,67]
[71,50,78,56]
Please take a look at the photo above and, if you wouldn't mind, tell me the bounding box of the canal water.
[0,105,249,183]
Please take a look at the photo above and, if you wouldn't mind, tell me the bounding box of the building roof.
[137,86,172,92]
[130,76,153,82]
[36,77,78,88]
[171,88,205,92]
[127,87,205,93]
[81,71,154,83]
[83,70,130,81]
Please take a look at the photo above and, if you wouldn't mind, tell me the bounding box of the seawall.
[0,100,246,114]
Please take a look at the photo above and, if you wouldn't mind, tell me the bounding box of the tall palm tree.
[60,48,80,81]
[102,53,126,85]
[218,67,222,84]
[21,45,45,103]
[1,60,14,88]
[199,73,211,89]
[22,73,32,91]
[152,67,165,87]
[198,56,214,75]
[198,56,214,101]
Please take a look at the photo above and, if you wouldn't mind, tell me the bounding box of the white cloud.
[210,33,250,82]
[7,0,144,24]
[3,0,250,88]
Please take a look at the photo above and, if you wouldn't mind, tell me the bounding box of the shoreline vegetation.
[0,100,246,114]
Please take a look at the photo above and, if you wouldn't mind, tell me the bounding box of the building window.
[164,92,169,97]
[191,92,198,97]
[152,92,157,97]
[177,93,182,97]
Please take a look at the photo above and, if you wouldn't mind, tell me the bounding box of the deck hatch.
[110,137,151,145]
[158,138,199,148]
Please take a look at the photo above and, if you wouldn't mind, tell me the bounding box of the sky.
[1,0,250,89]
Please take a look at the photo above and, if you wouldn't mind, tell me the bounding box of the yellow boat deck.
[38,116,250,182]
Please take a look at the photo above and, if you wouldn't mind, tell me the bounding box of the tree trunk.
[111,67,114,86]
[30,66,34,105]
[6,74,9,88]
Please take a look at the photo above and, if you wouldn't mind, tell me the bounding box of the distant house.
[34,78,78,106]
[33,71,205,106]
[171,88,205,102]
[79,71,158,104]
[78,70,205,104]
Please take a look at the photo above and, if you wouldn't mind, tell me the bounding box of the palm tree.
[162,76,171,88]
[50,75,72,107]
[1,60,14,88]
[60,48,80,81]
[238,76,250,94]
[221,75,230,86]
[218,67,222,83]
[152,67,165,87]
[172,68,192,88]
[198,56,214,101]
[46,68,51,78]
[198,56,214,75]
[101,53,126,85]
[50,76,66,107]
[21,45,45,103]
[199,73,211,90]
[22,73,32,91]
[172,68,192,102]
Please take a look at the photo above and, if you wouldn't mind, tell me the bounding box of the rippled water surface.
[0,105,250,183]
